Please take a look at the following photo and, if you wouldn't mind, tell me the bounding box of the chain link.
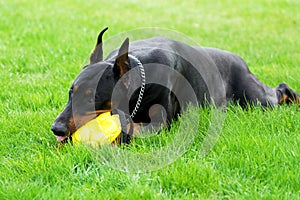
[128,55,146,119]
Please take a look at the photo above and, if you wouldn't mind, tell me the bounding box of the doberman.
[51,28,299,143]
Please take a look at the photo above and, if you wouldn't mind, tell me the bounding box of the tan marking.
[73,85,79,92]
[116,60,129,77]
[127,122,143,137]
[279,95,288,104]
[68,116,76,134]
[86,109,112,116]
[69,113,98,134]
[85,89,92,95]
[106,101,112,108]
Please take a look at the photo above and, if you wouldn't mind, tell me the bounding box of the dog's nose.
[51,122,68,136]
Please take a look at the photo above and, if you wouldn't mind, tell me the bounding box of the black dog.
[51,28,299,142]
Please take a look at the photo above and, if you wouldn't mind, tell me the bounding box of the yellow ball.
[72,112,122,146]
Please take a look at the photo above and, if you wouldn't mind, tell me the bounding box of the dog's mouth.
[53,110,112,143]
[56,135,69,142]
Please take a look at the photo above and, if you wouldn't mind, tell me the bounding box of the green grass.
[1,0,300,199]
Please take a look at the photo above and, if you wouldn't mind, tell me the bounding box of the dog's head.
[276,83,300,105]
[51,28,131,142]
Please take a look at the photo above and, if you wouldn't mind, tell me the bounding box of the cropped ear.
[90,27,108,64]
[113,38,130,87]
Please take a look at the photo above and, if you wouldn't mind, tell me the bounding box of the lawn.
[0,0,299,199]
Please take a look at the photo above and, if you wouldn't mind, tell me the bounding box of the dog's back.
[107,37,227,107]
[118,37,280,107]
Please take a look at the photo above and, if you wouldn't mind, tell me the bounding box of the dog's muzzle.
[72,109,133,145]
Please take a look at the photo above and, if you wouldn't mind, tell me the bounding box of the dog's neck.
[128,54,146,119]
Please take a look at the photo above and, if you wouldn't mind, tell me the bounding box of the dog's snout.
[51,122,68,136]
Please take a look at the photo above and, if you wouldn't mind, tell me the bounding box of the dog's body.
[52,28,299,142]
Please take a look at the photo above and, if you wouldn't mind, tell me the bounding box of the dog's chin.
[56,135,69,142]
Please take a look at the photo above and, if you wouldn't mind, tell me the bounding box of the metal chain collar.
[128,54,146,119]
